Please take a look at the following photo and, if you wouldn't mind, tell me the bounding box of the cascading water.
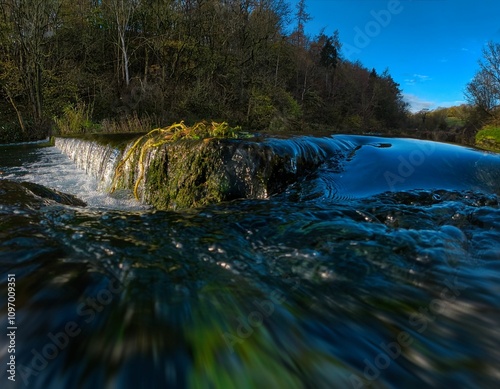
[54,138,121,191]
[1,134,500,389]
[0,140,145,210]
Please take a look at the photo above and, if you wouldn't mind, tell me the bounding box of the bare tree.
[481,41,500,86]
[108,0,139,86]
[466,41,500,116]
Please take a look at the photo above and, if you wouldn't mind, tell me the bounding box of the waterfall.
[54,137,122,191]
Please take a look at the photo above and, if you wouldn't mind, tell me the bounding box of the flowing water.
[0,135,500,389]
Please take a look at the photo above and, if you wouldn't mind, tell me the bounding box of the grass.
[53,105,162,135]
[53,101,99,134]
[476,125,500,153]
[445,116,465,128]
[100,112,160,134]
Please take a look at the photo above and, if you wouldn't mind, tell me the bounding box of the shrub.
[53,101,98,135]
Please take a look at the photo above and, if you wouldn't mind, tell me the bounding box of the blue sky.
[290,0,500,112]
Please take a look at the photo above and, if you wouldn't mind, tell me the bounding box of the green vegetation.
[464,41,500,151]
[476,126,500,152]
[53,101,98,135]
[404,105,474,142]
[0,0,408,143]
[1,0,498,147]
[111,121,245,201]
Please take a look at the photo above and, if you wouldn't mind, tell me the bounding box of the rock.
[20,181,87,206]
[116,137,335,210]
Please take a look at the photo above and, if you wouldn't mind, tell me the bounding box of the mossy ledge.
[476,126,500,153]
[55,123,338,210]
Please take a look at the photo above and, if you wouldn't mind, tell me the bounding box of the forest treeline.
[0,0,409,142]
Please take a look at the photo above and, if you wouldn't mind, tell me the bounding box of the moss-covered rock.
[121,137,325,210]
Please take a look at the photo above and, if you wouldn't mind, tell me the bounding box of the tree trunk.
[4,87,27,135]
[120,31,130,86]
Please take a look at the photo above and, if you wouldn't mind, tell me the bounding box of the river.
[1,135,499,388]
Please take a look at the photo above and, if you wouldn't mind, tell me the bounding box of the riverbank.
[475,126,500,152]
[1,117,495,155]
[0,125,47,144]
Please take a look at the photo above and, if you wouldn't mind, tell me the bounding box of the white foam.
[4,146,148,211]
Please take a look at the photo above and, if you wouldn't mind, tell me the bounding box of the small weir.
[54,134,353,208]
[53,134,500,207]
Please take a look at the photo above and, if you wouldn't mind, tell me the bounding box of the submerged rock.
[21,181,87,206]
[0,180,87,207]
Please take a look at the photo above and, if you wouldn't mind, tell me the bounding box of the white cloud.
[415,74,431,81]
[403,94,434,112]
[403,94,466,113]
[404,74,432,86]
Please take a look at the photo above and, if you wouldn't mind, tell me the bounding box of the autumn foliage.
[0,0,409,142]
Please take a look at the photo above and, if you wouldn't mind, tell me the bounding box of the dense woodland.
[0,0,498,147]
[0,0,411,142]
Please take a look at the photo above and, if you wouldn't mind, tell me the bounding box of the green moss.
[111,121,248,209]
[144,141,219,209]
[476,125,500,153]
